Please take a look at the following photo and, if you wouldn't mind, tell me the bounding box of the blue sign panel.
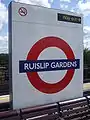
[19,59,80,73]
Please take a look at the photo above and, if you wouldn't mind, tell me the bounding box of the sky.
[0,0,90,53]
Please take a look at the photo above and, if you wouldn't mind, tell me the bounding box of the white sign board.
[8,2,83,109]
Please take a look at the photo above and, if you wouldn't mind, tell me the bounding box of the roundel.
[26,36,75,94]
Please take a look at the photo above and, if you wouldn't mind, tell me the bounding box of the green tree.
[0,54,8,68]
[84,48,90,66]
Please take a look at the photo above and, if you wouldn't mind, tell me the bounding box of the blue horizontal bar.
[19,59,80,73]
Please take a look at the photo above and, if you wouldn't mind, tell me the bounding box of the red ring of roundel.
[26,36,75,94]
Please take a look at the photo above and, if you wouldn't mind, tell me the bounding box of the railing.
[0,96,90,120]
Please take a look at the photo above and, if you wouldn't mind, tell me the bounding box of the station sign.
[8,2,83,109]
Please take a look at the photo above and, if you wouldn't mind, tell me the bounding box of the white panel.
[8,1,83,109]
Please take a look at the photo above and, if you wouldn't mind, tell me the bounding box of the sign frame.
[8,1,83,110]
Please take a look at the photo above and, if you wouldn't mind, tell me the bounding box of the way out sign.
[8,2,83,109]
